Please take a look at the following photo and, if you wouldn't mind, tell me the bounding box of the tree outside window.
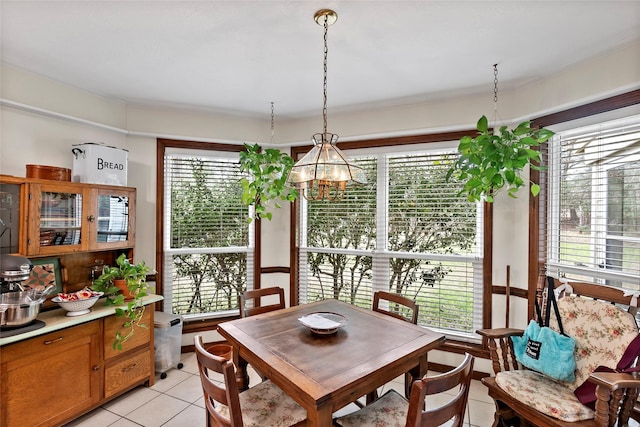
[300,149,483,337]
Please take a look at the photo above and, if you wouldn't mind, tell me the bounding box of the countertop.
[0,294,164,347]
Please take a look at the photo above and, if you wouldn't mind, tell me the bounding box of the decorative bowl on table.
[298,312,347,335]
[52,289,103,317]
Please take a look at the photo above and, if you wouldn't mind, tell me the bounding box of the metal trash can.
[154,311,184,379]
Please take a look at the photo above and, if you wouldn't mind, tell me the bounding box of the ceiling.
[2,1,639,120]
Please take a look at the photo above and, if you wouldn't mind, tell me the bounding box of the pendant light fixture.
[287,9,367,201]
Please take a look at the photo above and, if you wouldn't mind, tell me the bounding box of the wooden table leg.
[365,390,378,404]
[233,348,249,391]
[407,353,429,398]
[306,405,333,427]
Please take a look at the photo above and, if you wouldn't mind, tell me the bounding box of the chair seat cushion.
[215,379,307,427]
[495,370,594,422]
[335,389,409,427]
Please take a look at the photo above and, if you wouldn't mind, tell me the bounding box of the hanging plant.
[446,115,555,202]
[239,143,298,222]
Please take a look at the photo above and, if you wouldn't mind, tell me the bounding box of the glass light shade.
[288,133,367,188]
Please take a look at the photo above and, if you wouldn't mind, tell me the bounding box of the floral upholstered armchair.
[477,277,640,427]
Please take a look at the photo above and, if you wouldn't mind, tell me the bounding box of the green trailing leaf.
[531,183,541,197]
[537,128,555,142]
[513,121,533,135]
[91,254,150,350]
[477,115,489,132]
[464,178,481,192]
[504,170,516,184]
[239,143,298,222]
[446,115,554,202]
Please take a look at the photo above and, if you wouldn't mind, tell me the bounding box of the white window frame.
[298,142,484,342]
[547,112,640,288]
[162,147,254,319]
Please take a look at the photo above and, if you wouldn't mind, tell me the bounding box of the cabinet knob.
[87,215,95,222]
[44,337,63,345]
[92,365,101,371]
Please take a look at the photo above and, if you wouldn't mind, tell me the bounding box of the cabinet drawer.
[104,347,151,399]
[104,307,151,359]
[1,320,100,364]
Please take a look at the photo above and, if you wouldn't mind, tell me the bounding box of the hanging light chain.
[493,64,499,108]
[270,101,275,143]
[322,14,329,136]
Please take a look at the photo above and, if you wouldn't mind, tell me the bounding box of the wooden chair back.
[542,276,638,316]
[373,290,419,324]
[194,335,242,427]
[483,276,640,375]
[405,353,475,427]
[371,290,421,400]
[239,287,285,318]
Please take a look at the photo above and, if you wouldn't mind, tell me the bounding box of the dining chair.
[238,287,286,381]
[194,335,307,427]
[372,290,419,324]
[372,290,419,399]
[334,353,475,427]
[239,286,285,318]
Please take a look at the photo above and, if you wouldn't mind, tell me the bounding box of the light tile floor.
[65,352,496,427]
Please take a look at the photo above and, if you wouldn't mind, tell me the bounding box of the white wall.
[2,40,639,369]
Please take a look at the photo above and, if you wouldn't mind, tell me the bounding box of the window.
[162,145,253,319]
[97,195,129,243]
[547,114,640,289]
[297,143,484,341]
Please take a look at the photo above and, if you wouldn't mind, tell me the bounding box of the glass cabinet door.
[28,183,86,255]
[26,183,135,255]
[89,188,135,250]
[0,180,25,254]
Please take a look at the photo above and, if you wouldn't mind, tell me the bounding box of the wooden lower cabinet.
[0,310,155,427]
[0,321,101,427]
[104,308,153,399]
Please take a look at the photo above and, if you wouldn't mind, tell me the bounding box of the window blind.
[299,148,483,340]
[300,157,377,308]
[548,115,640,288]
[163,152,253,318]
[388,152,483,338]
[97,195,129,243]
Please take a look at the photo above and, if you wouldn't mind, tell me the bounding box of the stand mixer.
[0,254,53,332]
[0,253,32,293]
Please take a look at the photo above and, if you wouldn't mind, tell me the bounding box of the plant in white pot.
[92,254,151,350]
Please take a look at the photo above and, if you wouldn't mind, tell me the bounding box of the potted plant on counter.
[92,253,151,350]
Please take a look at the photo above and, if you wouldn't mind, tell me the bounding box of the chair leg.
[492,399,521,427]
[404,372,412,398]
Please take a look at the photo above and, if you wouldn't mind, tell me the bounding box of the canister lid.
[154,311,182,328]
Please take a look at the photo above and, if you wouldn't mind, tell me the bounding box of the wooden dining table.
[217,298,445,427]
